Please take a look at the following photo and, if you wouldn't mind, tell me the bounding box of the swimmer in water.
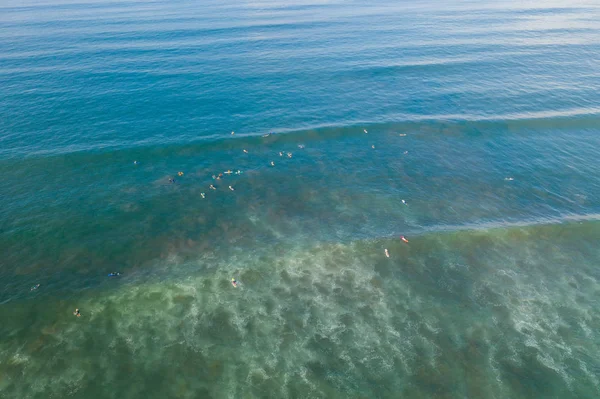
[401,199,407,205]
[73,308,81,317]
[504,177,514,181]
[235,170,242,175]
[231,278,238,288]
[133,160,138,165]
[229,185,235,191]
[279,152,283,157]
[298,144,305,149]
[231,131,235,135]
[209,184,216,190]
[372,145,375,149]
[270,161,275,166]
[168,178,175,183]
[178,171,184,176]
[364,129,368,134]
[401,236,409,243]
[243,149,248,153]
[385,249,390,258]
[31,284,40,291]
[108,272,120,277]
[287,152,292,158]
[201,192,205,198]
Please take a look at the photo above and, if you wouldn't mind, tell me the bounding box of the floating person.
[287,152,292,158]
[385,249,390,258]
[108,272,120,277]
[243,149,248,153]
[31,284,40,291]
[231,278,238,288]
[401,236,409,243]
[270,161,275,166]
[401,199,407,205]
[201,193,206,198]
[178,171,184,176]
[229,185,235,191]
[364,129,368,134]
[73,308,81,317]
[279,152,283,157]
[209,184,216,190]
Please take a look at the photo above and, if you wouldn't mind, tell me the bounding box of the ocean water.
[1,0,600,397]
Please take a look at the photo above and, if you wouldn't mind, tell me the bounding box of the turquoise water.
[1,0,600,398]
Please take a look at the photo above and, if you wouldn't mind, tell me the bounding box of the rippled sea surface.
[1,0,600,398]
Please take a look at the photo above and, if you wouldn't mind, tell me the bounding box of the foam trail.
[1,221,599,397]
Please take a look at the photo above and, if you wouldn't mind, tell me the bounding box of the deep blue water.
[1,0,600,398]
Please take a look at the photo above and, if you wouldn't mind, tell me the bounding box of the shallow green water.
[2,221,600,398]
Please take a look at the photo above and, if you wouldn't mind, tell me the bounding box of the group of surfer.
[38,128,417,318]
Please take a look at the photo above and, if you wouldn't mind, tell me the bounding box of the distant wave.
[2,110,600,160]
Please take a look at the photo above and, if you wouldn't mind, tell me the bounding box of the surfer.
[385,249,390,258]
[209,184,216,190]
[201,192,205,198]
[73,308,81,317]
[231,278,238,288]
[178,171,184,176]
[270,161,275,166]
[229,185,235,191]
[401,236,409,243]
[108,272,120,277]
[287,152,292,158]
[31,284,40,291]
